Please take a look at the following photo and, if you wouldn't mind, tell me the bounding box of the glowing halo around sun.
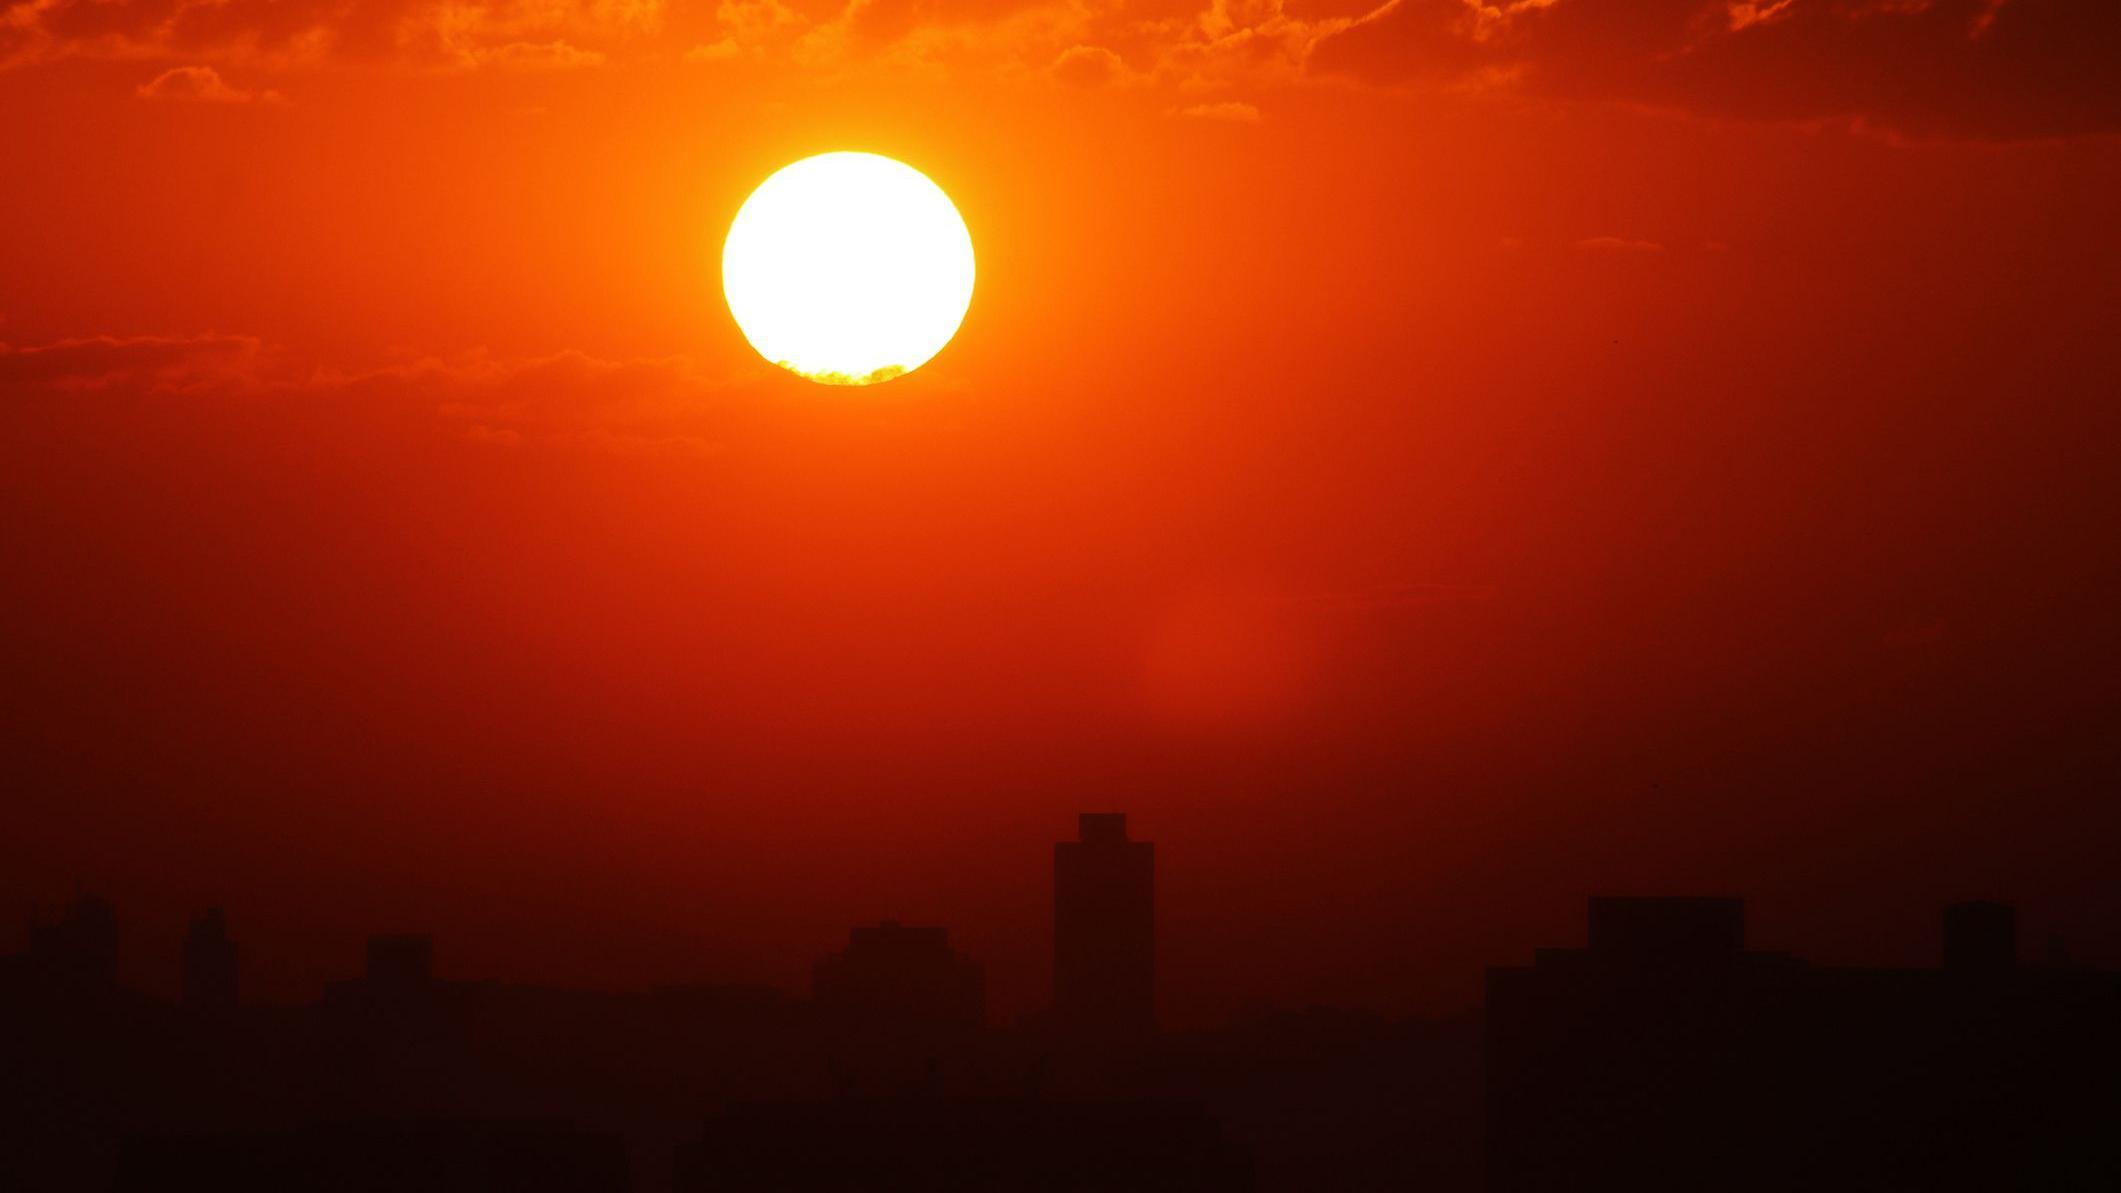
[722,152,975,386]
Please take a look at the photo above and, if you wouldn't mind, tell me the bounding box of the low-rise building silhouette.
[813,921,984,1028]
[675,1098,1254,1193]
[27,894,119,990]
[181,907,239,1009]
[1486,896,2121,1193]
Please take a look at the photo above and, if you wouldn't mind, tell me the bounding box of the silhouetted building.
[1054,813,1155,1039]
[366,934,435,992]
[182,907,238,1008]
[27,894,119,989]
[1942,898,2016,970]
[114,1120,630,1193]
[814,921,984,1028]
[1487,896,2121,1193]
[676,1098,1253,1193]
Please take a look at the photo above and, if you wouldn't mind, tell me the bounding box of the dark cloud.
[1301,0,1483,82]
[1,0,651,70]
[0,333,265,390]
[8,0,2114,135]
[1312,0,2121,140]
[0,333,736,453]
[350,348,732,454]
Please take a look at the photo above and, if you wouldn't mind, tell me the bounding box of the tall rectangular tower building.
[1054,812,1155,1037]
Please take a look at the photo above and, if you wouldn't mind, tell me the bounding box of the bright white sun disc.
[722,152,975,386]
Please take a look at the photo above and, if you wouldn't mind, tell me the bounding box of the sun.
[722,152,975,387]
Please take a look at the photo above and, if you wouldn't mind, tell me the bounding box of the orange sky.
[4,0,2119,1023]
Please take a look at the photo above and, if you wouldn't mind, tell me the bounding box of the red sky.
[3,0,2119,1024]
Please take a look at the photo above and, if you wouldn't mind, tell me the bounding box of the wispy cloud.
[1170,100,1262,123]
[1574,236,1664,254]
[136,66,282,104]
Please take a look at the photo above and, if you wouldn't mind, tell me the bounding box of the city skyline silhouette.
[7,812,2118,1191]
